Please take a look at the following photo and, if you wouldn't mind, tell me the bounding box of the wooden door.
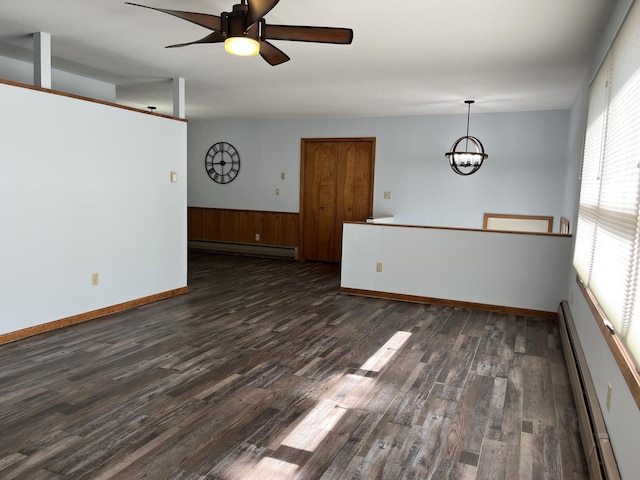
[300,138,375,262]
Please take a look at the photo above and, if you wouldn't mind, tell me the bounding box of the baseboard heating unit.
[558,301,621,480]
[188,240,297,260]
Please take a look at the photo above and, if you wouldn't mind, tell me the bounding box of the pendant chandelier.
[445,100,488,176]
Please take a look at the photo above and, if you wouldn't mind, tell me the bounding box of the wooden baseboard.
[339,287,556,319]
[0,286,189,346]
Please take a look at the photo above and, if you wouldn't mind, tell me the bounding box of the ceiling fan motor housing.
[226,3,250,38]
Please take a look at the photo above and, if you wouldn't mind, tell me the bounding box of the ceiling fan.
[125,0,354,66]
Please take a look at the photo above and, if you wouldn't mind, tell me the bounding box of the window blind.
[574,60,608,286]
[574,0,640,370]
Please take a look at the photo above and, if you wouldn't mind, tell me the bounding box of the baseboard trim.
[0,286,189,346]
[340,287,556,319]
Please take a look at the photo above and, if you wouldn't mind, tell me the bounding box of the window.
[574,1,640,392]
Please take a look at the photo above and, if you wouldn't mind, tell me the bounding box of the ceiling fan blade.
[259,40,290,66]
[166,32,226,48]
[263,24,353,44]
[246,0,280,28]
[125,2,222,31]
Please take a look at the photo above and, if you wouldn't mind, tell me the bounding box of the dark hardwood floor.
[0,252,587,479]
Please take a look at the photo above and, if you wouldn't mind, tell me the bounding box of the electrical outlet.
[91,272,99,286]
[281,172,285,180]
[276,188,280,196]
[376,262,383,272]
[606,384,612,411]
[255,233,260,241]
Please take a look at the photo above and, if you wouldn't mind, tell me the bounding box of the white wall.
[0,55,116,102]
[342,223,573,313]
[0,82,187,335]
[188,110,569,230]
[563,1,640,478]
[561,82,588,227]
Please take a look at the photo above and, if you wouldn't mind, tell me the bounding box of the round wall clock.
[205,141,241,184]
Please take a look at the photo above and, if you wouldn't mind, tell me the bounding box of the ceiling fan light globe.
[224,37,260,56]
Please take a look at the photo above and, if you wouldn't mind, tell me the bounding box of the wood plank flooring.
[0,252,587,479]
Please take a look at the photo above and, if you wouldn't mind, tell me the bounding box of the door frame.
[299,137,376,261]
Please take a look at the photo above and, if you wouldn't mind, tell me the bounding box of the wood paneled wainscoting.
[188,207,299,258]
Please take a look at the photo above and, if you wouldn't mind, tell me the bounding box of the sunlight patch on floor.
[241,456,299,480]
[339,374,375,409]
[281,399,348,452]
[359,331,412,372]
[234,330,413,476]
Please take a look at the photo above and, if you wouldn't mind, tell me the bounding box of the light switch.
[281,172,285,180]
[170,171,177,182]
[384,191,391,199]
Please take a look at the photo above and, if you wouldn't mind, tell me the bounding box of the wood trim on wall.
[0,78,187,122]
[576,276,640,409]
[0,286,189,346]
[188,207,299,248]
[343,220,571,238]
[340,287,557,319]
[483,213,554,233]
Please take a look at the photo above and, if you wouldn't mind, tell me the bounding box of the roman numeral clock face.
[205,142,241,184]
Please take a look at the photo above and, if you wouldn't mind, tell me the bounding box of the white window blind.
[574,60,608,286]
[574,1,640,370]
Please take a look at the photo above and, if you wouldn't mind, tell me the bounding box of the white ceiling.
[0,0,615,120]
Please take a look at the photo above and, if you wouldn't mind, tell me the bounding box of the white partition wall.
[0,82,188,335]
[341,223,573,314]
